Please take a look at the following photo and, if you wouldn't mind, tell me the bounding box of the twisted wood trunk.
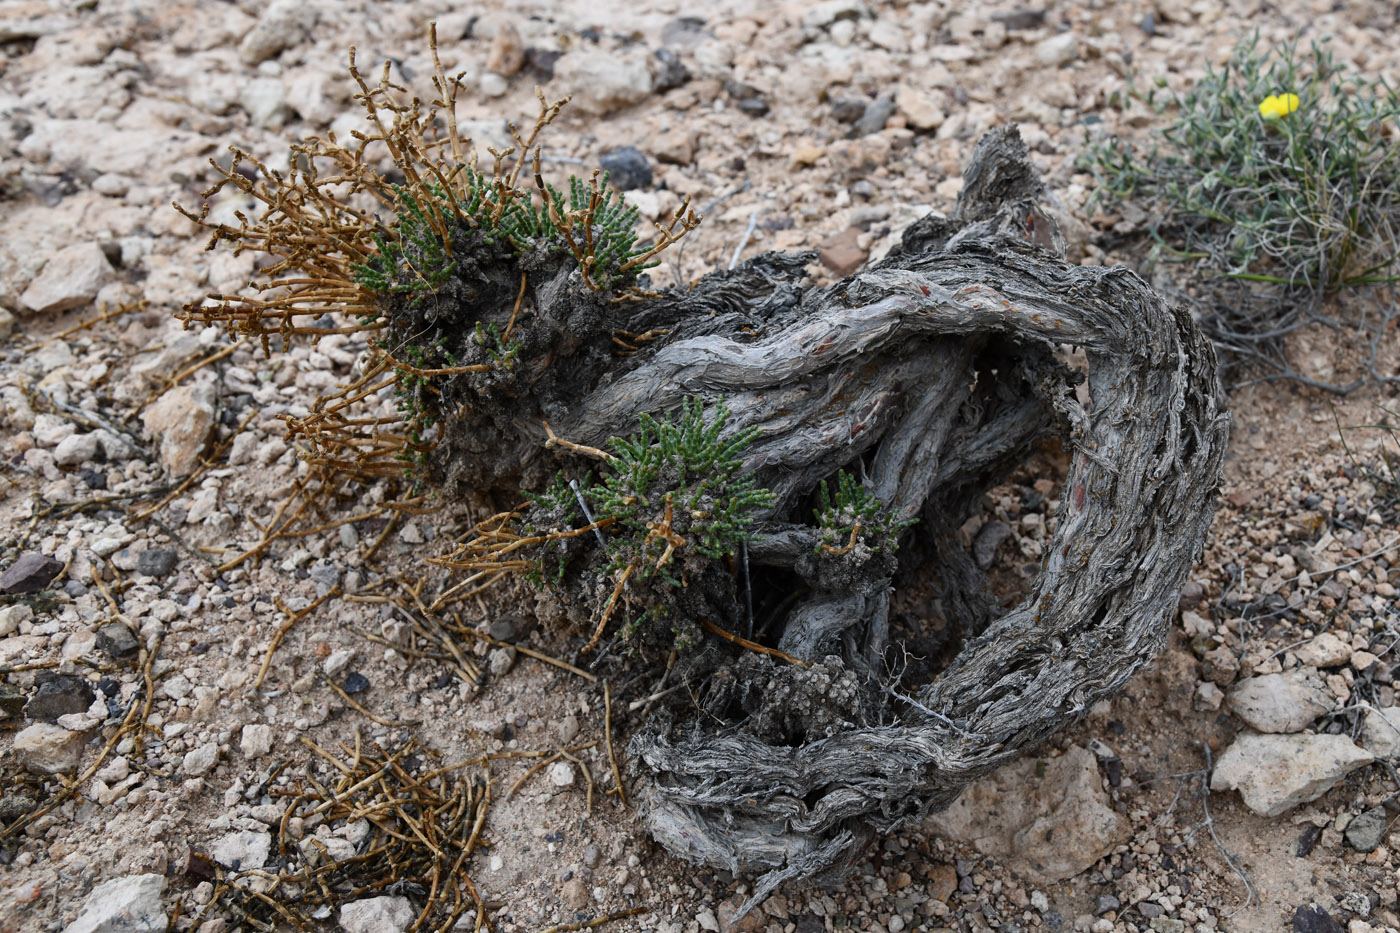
[178,56,1226,915]
[550,128,1230,913]
[417,127,1227,914]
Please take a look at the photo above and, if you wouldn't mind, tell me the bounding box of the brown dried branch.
[254,586,342,688]
[620,196,701,272]
[583,562,635,654]
[198,738,492,931]
[697,618,812,668]
[603,682,627,806]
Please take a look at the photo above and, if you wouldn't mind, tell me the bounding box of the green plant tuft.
[814,469,915,555]
[353,169,665,303]
[1084,34,1400,293]
[351,184,460,302]
[591,398,776,572]
[502,399,775,651]
[472,321,521,369]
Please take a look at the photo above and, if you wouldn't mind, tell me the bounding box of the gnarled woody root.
[183,105,1227,916]
[577,128,1231,915]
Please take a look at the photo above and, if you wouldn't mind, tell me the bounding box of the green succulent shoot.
[590,398,775,575]
[510,399,774,652]
[814,469,916,556]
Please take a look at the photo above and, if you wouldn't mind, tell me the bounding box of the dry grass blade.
[217,478,315,572]
[321,674,412,727]
[697,617,811,668]
[437,610,598,683]
[603,681,627,806]
[30,300,147,349]
[130,408,259,523]
[537,908,647,933]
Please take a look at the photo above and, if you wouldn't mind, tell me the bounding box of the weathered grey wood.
[422,126,1226,918]
[612,128,1228,918]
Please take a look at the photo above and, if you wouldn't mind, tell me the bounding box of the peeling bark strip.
[615,128,1229,914]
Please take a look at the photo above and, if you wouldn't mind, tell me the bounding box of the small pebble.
[0,553,64,595]
[599,146,653,191]
[136,548,178,578]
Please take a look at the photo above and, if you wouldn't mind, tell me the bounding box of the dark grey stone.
[308,564,340,589]
[974,520,1013,569]
[737,97,770,117]
[0,792,37,822]
[651,48,690,92]
[24,674,96,723]
[1345,807,1386,853]
[852,96,895,138]
[96,623,140,660]
[525,48,562,80]
[828,95,867,124]
[0,684,25,720]
[599,146,653,191]
[136,548,177,578]
[489,617,520,642]
[1292,904,1343,933]
[1095,895,1120,915]
[0,553,64,594]
[992,9,1047,31]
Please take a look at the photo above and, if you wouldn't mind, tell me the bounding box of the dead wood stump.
[176,42,1229,918]
[568,128,1230,912]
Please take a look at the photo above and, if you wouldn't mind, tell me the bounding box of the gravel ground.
[2,1,1400,932]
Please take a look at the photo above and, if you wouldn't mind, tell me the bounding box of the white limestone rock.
[63,873,166,933]
[20,243,113,314]
[1211,733,1373,817]
[1227,669,1331,733]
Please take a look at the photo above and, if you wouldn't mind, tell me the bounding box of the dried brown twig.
[192,732,640,931]
[197,736,493,933]
[603,682,627,806]
[253,587,341,688]
[1,634,164,842]
[537,909,647,933]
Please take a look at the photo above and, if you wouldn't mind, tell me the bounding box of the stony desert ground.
[2,0,1400,932]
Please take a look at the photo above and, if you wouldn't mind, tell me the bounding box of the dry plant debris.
[193,735,491,932]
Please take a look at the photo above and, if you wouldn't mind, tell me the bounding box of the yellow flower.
[1258,93,1300,119]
